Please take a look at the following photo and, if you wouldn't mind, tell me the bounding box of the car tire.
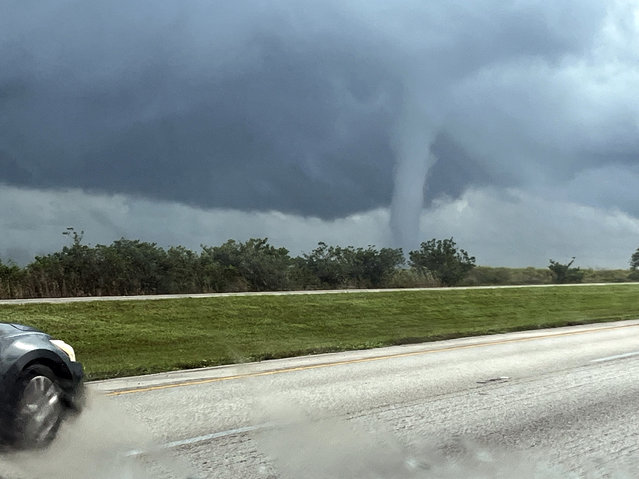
[8,364,65,449]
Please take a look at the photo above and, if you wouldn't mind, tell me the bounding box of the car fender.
[2,343,74,394]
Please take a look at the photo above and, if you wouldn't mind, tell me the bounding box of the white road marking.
[477,376,510,384]
[124,423,274,457]
[590,351,639,363]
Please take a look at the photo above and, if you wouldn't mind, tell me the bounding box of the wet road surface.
[2,319,639,478]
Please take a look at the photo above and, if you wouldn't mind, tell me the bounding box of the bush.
[548,258,584,284]
[386,269,439,288]
[461,267,552,286]
[409,238,476,286]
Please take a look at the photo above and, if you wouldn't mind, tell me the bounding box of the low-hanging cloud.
[1,185,637,268]
[1,0,638,261]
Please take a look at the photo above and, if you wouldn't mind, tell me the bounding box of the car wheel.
[12,364,65,448]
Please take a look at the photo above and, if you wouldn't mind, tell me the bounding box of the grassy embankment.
[1,284,638,380]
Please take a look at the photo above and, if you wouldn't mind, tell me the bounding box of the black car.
[0,323,84,449]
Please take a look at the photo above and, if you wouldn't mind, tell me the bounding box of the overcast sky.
[1,0,638,268]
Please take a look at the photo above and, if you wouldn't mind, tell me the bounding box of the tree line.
[0,231,476,299]
[1,231,638,299]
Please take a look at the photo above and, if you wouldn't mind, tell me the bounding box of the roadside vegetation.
[461,266,632,286]
[1,230,638,299]
[1,284,638,380]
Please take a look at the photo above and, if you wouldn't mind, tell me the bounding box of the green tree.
[58,228,102,295]
[198,247,228,292]
[0,259,25,299]
[301,243,404,289]
[26,254,65,297]
[301,242,351,288]
[346,246,405,288]
[105,238,168,294]
[630,248,639,280]
[548,257,584,284]
[301,242,344,288]
[163,246,201,293]
[409,238,476,286]
[24,228,100,297]
[201,238,293,291]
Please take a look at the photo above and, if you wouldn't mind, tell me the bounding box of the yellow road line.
[106,322,639,397]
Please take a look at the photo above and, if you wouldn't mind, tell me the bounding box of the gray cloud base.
[1,0,638,255]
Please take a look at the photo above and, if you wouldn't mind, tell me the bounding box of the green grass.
[2,284,639,380]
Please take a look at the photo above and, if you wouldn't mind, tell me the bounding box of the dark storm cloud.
[1,0,402,217]
[1,0,636,222]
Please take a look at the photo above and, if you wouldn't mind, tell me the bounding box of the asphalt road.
[2,319,639,478]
